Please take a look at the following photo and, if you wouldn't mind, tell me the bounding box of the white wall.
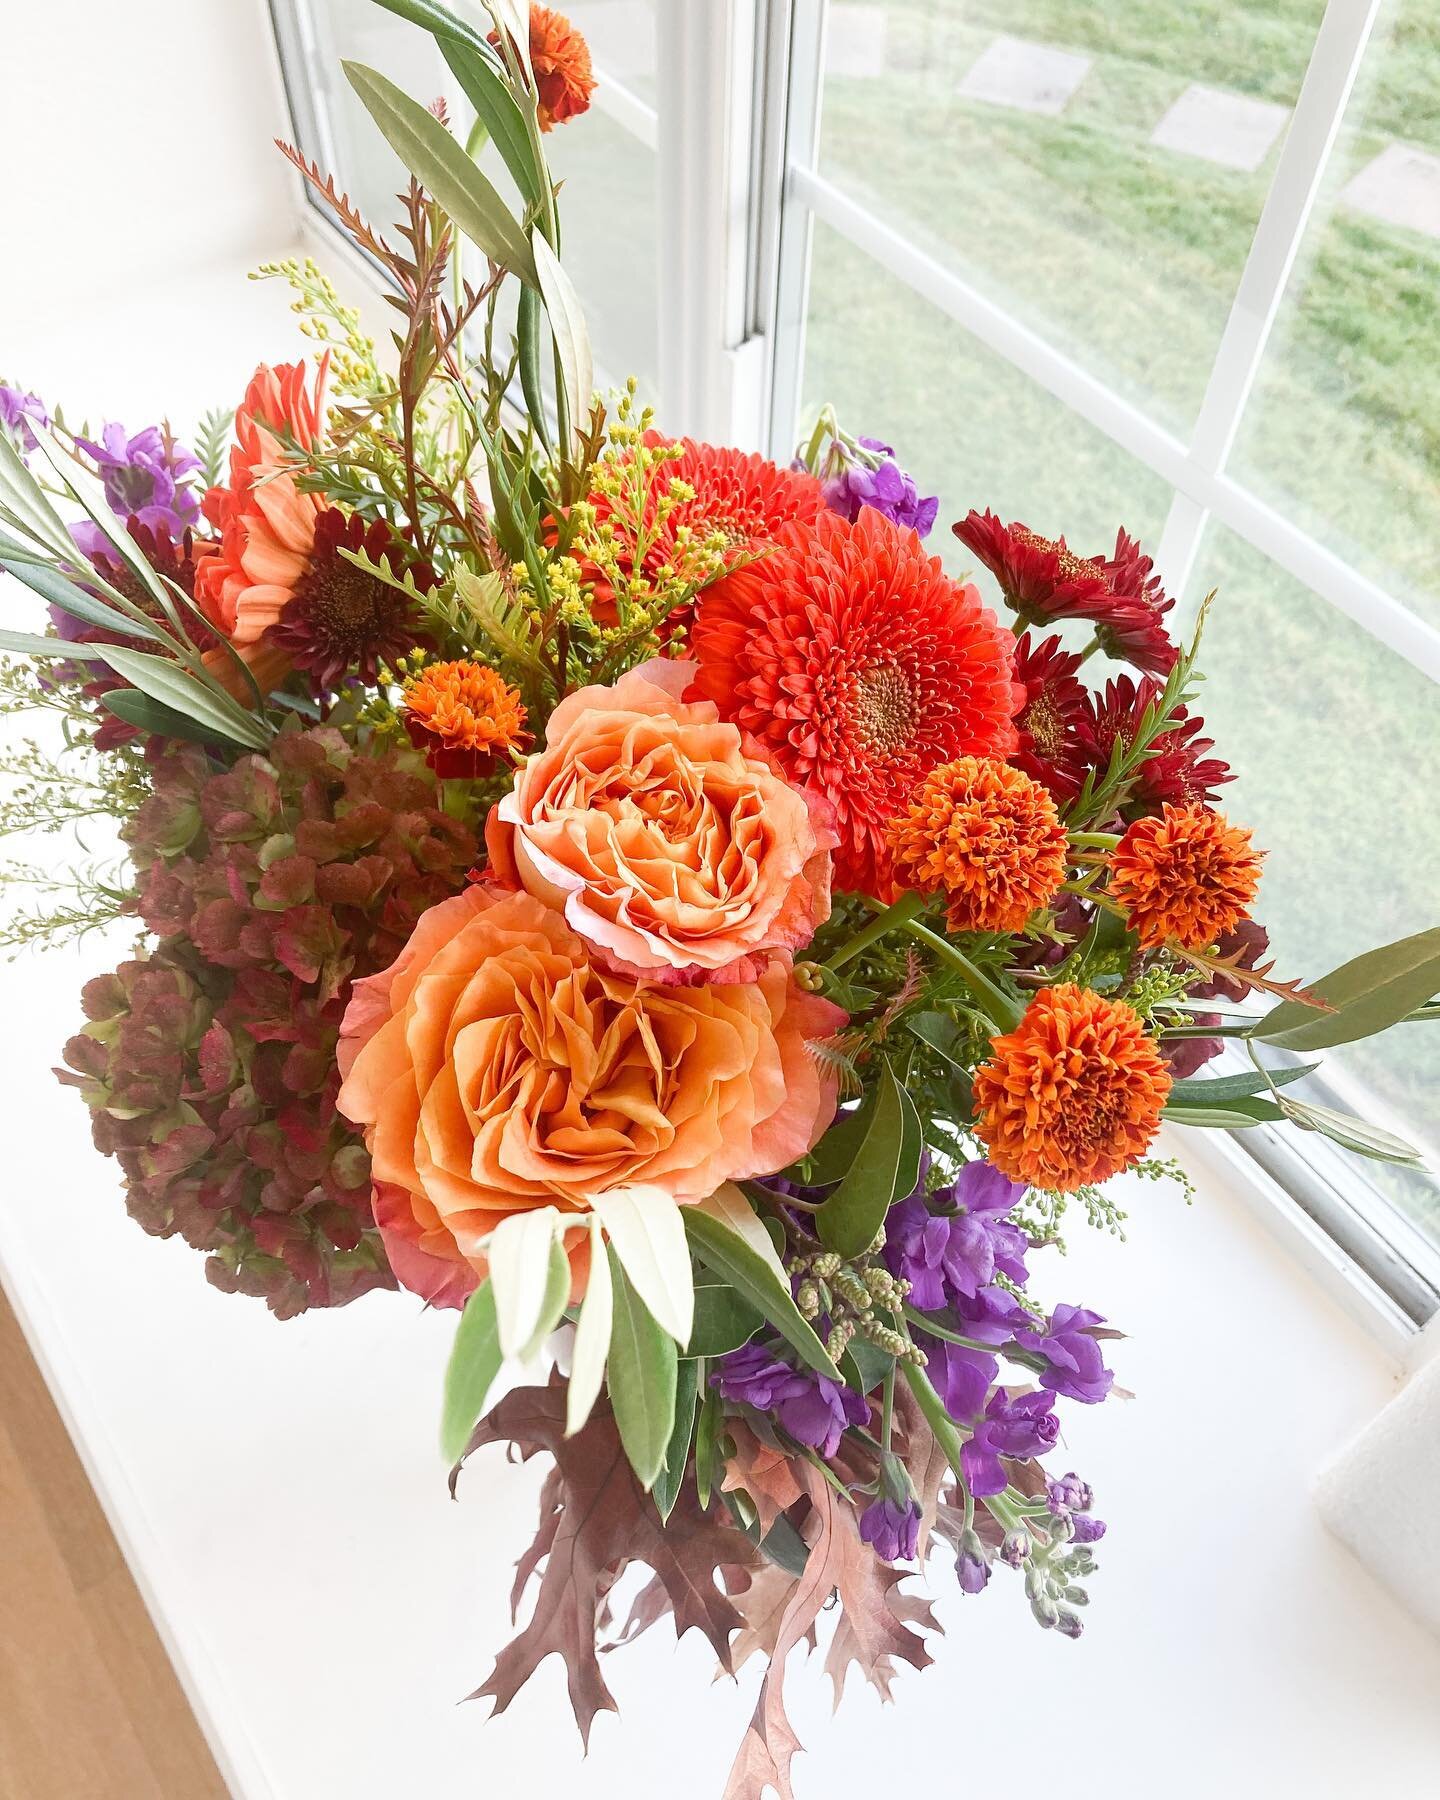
[2,6,1439,1796]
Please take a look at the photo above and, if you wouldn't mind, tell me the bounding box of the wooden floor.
[0,1290,229,1799]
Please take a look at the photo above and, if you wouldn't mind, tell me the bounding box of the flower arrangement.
[2,4,1437,1794]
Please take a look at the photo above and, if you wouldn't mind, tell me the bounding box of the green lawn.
[807,0,1440,1231]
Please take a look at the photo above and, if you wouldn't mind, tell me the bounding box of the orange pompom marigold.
[886,756,1068,933]
[973,983,1171,1191]
[1108,803,1263,951]
[493,5,596,132]
[403,659,528,779]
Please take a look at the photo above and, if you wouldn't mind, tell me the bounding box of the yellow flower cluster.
[251,257,380,399]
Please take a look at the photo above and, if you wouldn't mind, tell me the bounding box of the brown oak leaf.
[455,1379,760,1746]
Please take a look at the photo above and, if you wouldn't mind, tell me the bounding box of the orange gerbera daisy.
[973,983,1171,1191]
[1108,803,1263,950]
[195,356,329,647]
[887,756,1068,933]
[492,5,596,132]
[403,659,528,778]
[689,508,1022,896]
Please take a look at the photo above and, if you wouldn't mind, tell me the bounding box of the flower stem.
[880,1363,896,1454]
[900,1360,969,1478]
[903,919,1024,1031]
[901,1305,997,1354]
[1067,830,1120,850]
[823,888,924,971]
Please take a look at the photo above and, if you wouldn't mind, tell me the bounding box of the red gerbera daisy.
[953,511,1177,674]
[583,435,825,628]
[264,509,434,693]
[1077,673,1231,818]
[689,508,1022,895]
[1011,631,1090,803]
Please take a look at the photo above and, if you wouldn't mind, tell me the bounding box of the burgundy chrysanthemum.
[952,511,1177,674]
[265,508,433,692]
[1011,631,1090,804]
[689,508,1022,895]
[1077,674,1232,818]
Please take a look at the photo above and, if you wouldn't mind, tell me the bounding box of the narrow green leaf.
[566,1217,611,1436]
[1251,928,1440,1052]
[1277,1096,1427,1168]
[686,1282,763,1358]
[606,1246,678,1490]
[0,627,108,661]
[521,1230,572,1360]
[0,429,75,560]
[756,1515,811,1577]
[343,62,538,285]
[693,1382,721,1510]
[650,1357,699,1524]
[802,1099,870,1186]
[100,687,252,750]
[532,228,592,452]
[1164,1096,1286,1129]
[682,1207,842,1382]
[839,1337,895,1395]
[440,1279,502,1464]
[96,646,269,750]
[815,1062,923,1259]
[515,284,552,451]
[1,554,170,646]
[1167,1062,1319,1106]
[438,38,541,205]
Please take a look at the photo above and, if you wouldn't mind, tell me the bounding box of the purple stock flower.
[1046,1472,1093,1515]
[0,383,49,454]
[956,1527,990,1593]
[1071,1514,1107,1544]
[960,1388,1060,1497]
[712,1343,868,1458]
[1015,1303,1115,1405]
[859,1493,922,1562]
[922,1336,996,1423]
[815,436,939,538]
[73,422,202,548]
[884,1155,1028,1310]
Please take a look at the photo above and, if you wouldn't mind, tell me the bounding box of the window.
[269,0,1439,1321]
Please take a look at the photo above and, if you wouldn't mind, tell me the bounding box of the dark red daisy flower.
[265,508,434,693]
[953,511,1177,674]
[689,508,1022,895]
[1077,674,1232,818]
[1011,631,1090,803]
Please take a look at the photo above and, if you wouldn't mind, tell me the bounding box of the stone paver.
[1150,83,1290,173]
[1343,142,1440,241]
[957,34,1091,118]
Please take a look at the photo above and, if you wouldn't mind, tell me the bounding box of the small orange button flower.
[402,659,527,778]
[973,983,1171,1191]
[886,756,1068,933]
[1108,802,1262,951]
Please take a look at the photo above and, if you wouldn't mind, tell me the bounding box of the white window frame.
[267,0,1439,1331]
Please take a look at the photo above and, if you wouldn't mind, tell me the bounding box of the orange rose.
[484,659,834,981]
[336,886,844,1305]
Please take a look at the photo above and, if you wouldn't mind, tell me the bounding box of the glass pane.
[817,0,1325,434]
[1230,0,1440,629]
[290,0,658,398]
[1189,524,1440,1241]
[565,1,657,107]
[799,221,1174,599]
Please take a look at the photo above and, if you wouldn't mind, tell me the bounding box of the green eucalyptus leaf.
[521,1231,573,1360]
[515,285,553,452]
[0,554,170,645]
[96,646,269,750]
[0,627,109,661]
[686,1282,763,1358]
[100,688,251,750]
[682,1207,841,1381]
[815,1062,923,1259]
[343,62,538,285]
[606,1246,678,1490]
[650,1356,700,1524]
[756,1515,811,1578]
[1163,1096,1286,1129]
[1276,1096,1427,1168]
[1167,1062,1319,1106]
[440,1279,502,1464]
[1250,928,1440,1052]
[693,1382,722,1511]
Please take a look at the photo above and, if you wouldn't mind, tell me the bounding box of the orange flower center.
[1013,528,1096,584]
[851,661,920,756]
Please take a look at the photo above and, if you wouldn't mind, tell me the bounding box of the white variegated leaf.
[487,1206,561,1356]
[590,1186,694,1347]
[694,1183,789,1292]
[566,1217,612,1437]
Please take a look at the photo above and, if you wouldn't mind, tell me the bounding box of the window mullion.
[1187,0,1383,479]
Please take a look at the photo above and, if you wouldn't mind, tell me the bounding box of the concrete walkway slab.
[1151,83,1290,173]
[957,35,1090,118]
[1343,142,1440,241]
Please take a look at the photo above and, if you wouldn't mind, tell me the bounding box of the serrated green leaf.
[1250,928,1440,1052]
[606,1246,678,1490]
[650,1356,699,1524]
[816,1062,923,1259]
[440,1279,502,1464]
[682,1206,841,1382]
[343,62,538,285]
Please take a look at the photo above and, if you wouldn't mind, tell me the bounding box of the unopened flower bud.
[811,1252,841,1280]
[1054,1608,1085,1640]
[1030,1594,1060,1629]
[1000,1529,1032,1568]
[796,1280,821,1319]
[956,1528,990,1595]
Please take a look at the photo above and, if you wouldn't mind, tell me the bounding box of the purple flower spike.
[859,1493,922,1562]
[884,1155,1028,1311]
[74,421,202,541]
[960,1388,1060,1497]
[0,383,50,454]
[809,433,940,538]
[1015,1303,1115,1405]
[712,1342,868,1458]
